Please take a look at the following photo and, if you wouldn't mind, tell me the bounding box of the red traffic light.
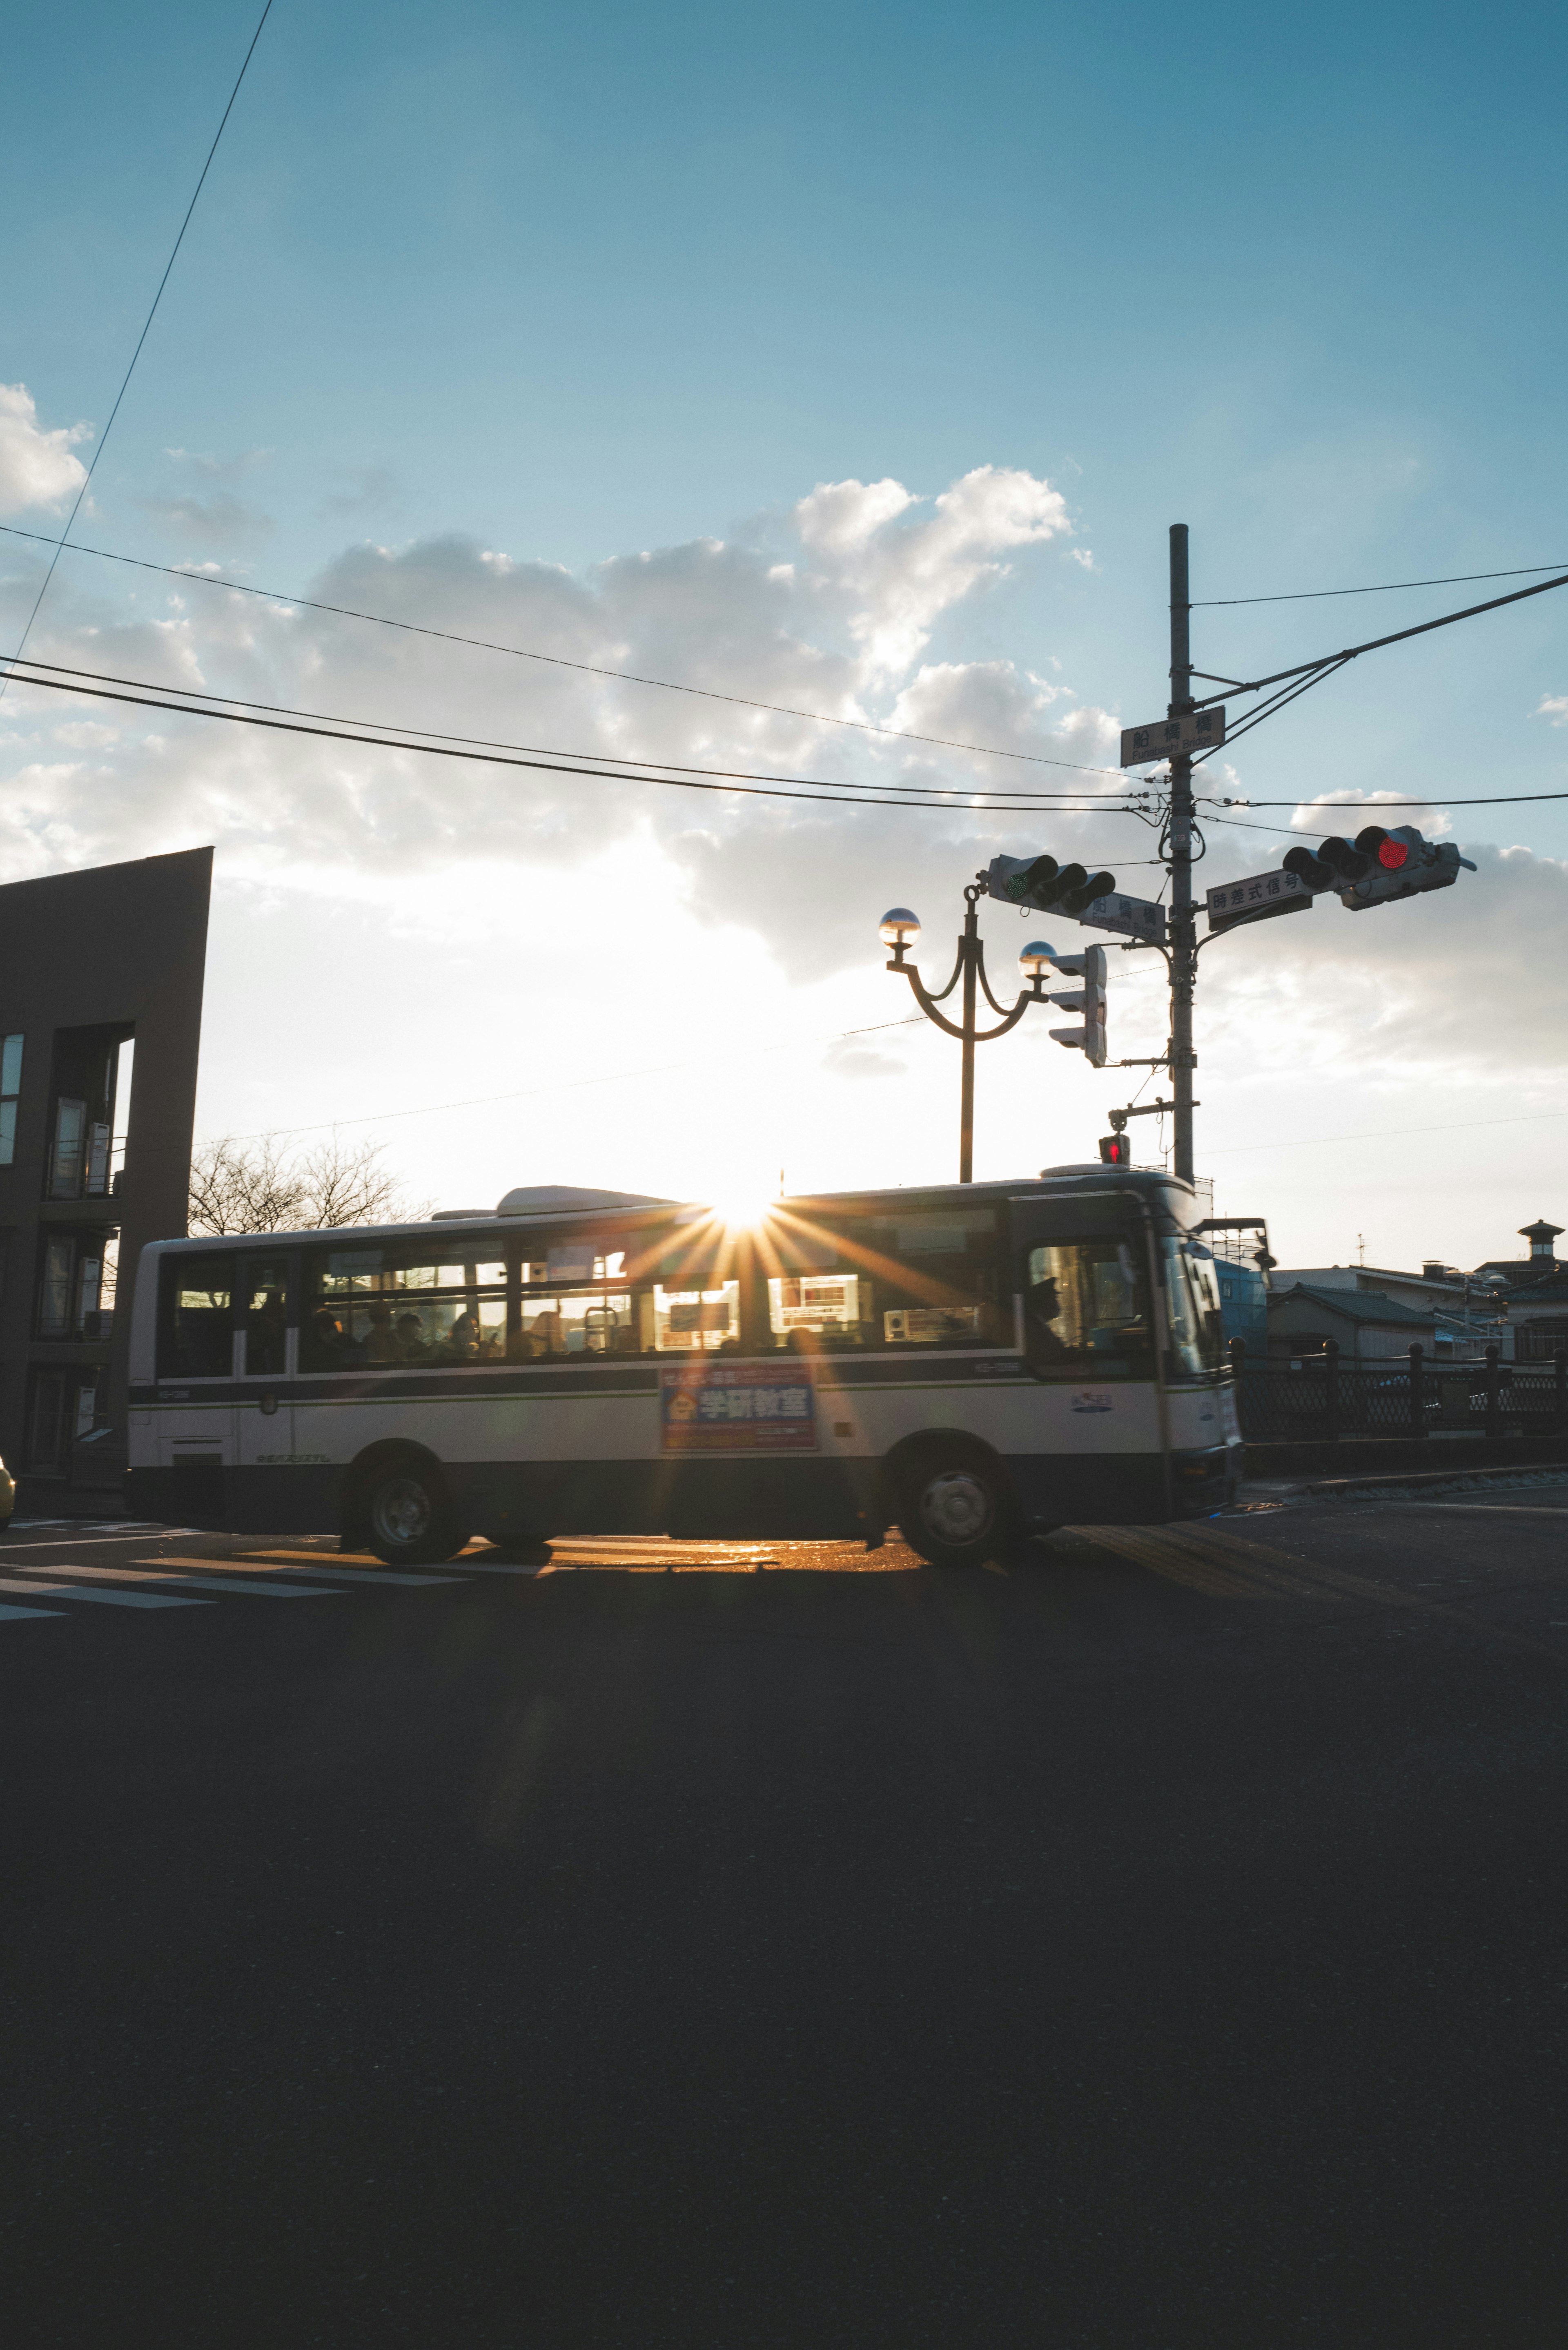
[1353,822,1410,872]
[1098,1134,1131,1166]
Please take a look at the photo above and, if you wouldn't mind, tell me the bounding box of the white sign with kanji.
[1119,707,1226,767]
[1205,866,1311,930]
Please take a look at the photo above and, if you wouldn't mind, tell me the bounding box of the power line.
[1209,789,1568,812]
[1195,559,1568,609]
[0,1,274,706]
[1,651,1136,807]
[0,522,1130,780]
[0,653,1146,819]
[1205,1103,1568,1157]
[1186,567,1568,717]
[205,1015,933,1145]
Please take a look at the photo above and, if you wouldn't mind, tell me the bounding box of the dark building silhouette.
[0,847,212,1489]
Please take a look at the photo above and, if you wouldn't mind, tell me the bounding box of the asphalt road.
[4,1488,1567,2349]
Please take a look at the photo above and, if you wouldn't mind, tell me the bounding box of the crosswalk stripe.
[2,1530,193,1552]
[0,1601,65,1621]
[13,1565,340,1598]
[0,1576,206,1610]
[134,1557,465,1588]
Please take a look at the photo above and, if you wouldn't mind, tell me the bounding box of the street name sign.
[1120,707,1226,767]
[1079,891,1167,944]
[1205,865,1312,934]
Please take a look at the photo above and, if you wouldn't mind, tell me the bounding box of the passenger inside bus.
[310,1306,347,1365]
[365,1300,401,1363]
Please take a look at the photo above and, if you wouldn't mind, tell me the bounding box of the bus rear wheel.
[895,1447,1017,1570]
[364,1458,468,1566]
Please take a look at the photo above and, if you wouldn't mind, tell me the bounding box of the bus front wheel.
[895,1447,1017,1570]
[363,1457,468,1566]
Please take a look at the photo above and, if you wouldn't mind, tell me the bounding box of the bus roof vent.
[495,1184,679,1215]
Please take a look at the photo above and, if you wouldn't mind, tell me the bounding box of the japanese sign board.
[1078,891,1168,944]
[1120,707,1226,767]
[1205,865,1313,935]
[659,1361,817,1452]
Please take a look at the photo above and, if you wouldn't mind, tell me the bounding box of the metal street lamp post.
[880,887,1054,1183]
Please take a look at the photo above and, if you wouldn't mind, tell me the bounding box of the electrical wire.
[0,651,1143,810]
[207,1013,935,1145]
[0,2,274,706]
[0,653,1148,820]
[1193,657,1354,763]
[1205,1103,1568,1157]
[0,522,1132,780]
[1209,787,1568,812]
[1195,559,1568,608]
[1185,567,1568,716]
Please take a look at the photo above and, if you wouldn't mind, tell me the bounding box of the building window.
[0,1033,21,1166]
[38,1235,74,1334]
[50,1098,87,1198]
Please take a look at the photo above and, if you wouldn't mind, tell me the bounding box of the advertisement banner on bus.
[660,1362,817,1451]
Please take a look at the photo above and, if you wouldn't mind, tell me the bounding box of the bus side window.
[302,1242,509,1370]
[517,1237,645,1357]
[242,1255,291,1377]
[1022,1238,1152,1380]
[159,1254,236,1378]
[757,1206,1004,1350]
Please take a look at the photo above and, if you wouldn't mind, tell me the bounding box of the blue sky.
[2,0,1566,1264]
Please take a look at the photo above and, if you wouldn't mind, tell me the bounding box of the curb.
[1276,1460,1568,1503]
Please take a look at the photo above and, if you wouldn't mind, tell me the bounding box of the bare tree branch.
[188,1133,423,1236]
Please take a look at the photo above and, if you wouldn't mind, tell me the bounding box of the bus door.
[233,1250,296,1479]
[155,1249,240,1525]
[1007,1201,1166,1518]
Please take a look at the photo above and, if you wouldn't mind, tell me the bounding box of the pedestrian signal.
[1099,1133,1131,1166]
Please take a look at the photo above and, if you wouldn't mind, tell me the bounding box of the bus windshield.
[1163,1237,1226,1377]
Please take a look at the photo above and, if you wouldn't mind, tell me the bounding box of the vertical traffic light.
[1044,944,1108,1067]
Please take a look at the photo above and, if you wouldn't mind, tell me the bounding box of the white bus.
[125,1166,1240,1568]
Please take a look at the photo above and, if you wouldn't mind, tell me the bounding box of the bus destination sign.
[661,1362,818,1451]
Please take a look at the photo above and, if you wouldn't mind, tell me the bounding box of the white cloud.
[1285,787,1451,838]
[1536,693,1568,728]
[9,458,1558,1097]
[1195,839,1568,1080]
[0,464,1127,999]
[793,464,1073,676]
[0,382,90,515]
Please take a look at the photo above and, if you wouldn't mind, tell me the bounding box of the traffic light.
[986,852,1117,918]
[1098,1131,1131,1166]
[1044,943,1108,1067]
[1281,824,1475,909]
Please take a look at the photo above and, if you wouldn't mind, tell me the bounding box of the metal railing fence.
[1229,1339,1568,1444]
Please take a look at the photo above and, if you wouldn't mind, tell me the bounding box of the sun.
[714,1190,776,1233]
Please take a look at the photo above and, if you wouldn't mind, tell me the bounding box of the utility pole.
[1167,524,1196,1184]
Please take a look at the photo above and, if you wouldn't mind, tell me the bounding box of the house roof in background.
[1268,1284,1451,1329]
